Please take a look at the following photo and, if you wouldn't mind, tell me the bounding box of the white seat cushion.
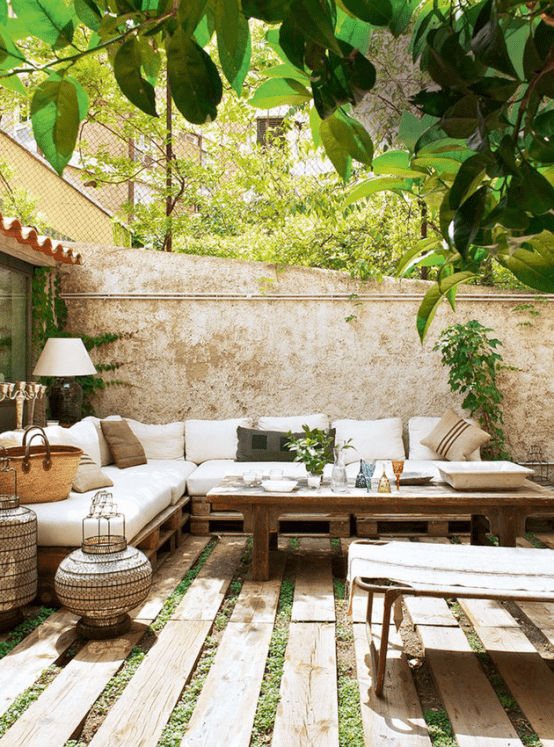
[187,459,309,496]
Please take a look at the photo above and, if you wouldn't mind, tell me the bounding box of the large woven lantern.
[54,491,152,639]
[0,449,37,631]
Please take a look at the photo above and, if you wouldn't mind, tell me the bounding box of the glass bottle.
[355,460,366,489]
[331,444,348,493]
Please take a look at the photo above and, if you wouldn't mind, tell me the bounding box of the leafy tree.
[1,0,554,337]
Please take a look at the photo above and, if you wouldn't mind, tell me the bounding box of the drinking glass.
[391,459,404,491]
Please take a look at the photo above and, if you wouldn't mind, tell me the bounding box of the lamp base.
[48,377,83,425]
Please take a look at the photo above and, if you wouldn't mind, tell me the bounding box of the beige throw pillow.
[420,409,491,461]
[72,453,114,493]
[100,419,147,469]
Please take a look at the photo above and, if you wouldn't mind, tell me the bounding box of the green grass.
[424,709,457,746]
[250,577,294,746]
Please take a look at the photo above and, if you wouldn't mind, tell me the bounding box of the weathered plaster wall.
[61,244,554,461]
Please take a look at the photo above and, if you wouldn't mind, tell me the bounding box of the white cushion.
[332,418,405,464]
[126,419,185,460]
[66,420,102,466]
[257,413,329,431]
[409,417,481,461]
[185,418,253,464]
[82,415,122,465]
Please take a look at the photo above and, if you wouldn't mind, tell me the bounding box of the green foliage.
[433,320,510,460]
[423,709,456,746]
[286,425,335,475]
[31,268,125,417]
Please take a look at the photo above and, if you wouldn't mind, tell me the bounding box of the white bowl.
[434,461,534,490]
[262,480,298,493]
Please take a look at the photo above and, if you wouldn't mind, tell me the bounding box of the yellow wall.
[0,131,128,245]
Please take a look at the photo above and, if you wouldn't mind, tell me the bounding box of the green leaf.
[137,37,161,86]
[417,271,478,341]
[178,0,209,35]
[334,109,374,165]
[290,0,342,55]
[527,134,554,164]
[309,105,322,148]
[341,0,392,27]
[343,176,415,206]
[397,111,438,152]
[335,7,372,54]
[167,27,222,124]
[217,1,251,94]
[0,0,6,26]
[452,186,487,257]
[31,73,84,176]
[449,153,489,209]
[114,38,158,117]
[242,0,292,22]
[263,63,310,82]
[320,116,352,180]
[0,73,26,95]
[388,0,414,37]
[471,0,517,78]
[395,235,443,277]
[12,0,74,48]
[372,149,413,176]
[534,110,554,139]
[75,0,102,31]
[498,235,554,293]
[0,24,26,71]
[277,19,306,70]
[194,11,215,47]
[249,77,311,108]
[508,162,554,215]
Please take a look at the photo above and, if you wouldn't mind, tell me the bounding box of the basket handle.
[22,426,52,473]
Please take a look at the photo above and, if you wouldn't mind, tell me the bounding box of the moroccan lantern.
[54,490,152,639]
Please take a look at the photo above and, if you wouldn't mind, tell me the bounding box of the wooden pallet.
[354,513,471,538]
[36,495,191,606]
[190,509,351,538]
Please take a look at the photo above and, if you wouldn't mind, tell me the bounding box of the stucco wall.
[60,244,554,461]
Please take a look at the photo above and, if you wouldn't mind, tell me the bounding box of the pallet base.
[354,513,471,537]
[190,510,351,538]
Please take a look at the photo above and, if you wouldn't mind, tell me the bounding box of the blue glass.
[360,461,376,493]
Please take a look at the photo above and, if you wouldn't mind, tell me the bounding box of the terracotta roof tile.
[0,213,82,265]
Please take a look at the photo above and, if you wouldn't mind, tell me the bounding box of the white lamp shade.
[33,338,97,377]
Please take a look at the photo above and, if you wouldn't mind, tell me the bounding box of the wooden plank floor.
[0,533,553,746]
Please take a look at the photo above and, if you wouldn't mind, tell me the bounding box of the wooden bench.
[347,539,554,696]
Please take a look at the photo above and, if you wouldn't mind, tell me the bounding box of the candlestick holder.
[0,382,46,431]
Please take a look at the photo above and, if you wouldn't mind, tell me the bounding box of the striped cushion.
[420,409,491,461]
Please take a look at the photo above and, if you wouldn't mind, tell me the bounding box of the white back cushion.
[126,419,185,460]
[332,418,405,464]
[82,415,122,465]
[257,413,329,432]
[185,418,253,464]
[409,416,481,461]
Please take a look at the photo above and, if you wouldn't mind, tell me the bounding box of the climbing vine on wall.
[32,267,126,417]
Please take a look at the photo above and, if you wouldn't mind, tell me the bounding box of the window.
[0,255,32,382]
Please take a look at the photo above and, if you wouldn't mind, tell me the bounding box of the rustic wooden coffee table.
[208,476,554,580]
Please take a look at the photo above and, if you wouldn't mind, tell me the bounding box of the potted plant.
[286,426,336,488]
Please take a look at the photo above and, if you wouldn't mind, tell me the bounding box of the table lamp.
[32,338,97,425]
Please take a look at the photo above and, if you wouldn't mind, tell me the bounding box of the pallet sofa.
[0,410,488,603]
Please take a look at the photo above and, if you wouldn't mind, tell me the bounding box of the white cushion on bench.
[348,540,554,593]
[27,459,196,547]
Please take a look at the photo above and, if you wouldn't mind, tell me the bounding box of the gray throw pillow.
[236,427,301,462]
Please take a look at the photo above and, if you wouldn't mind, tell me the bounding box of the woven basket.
[2,426,82,504]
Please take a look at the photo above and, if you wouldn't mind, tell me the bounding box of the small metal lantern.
[0,448,37,630]
[54,490,152,639]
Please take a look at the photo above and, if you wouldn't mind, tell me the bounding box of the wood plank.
[88,619,212,747]
[418,624,523,746]
[181,622,275,747]
[173,538,247,621]
[0,538,243,747]
[292,555,335,622]
[91,551,284,747]
[516,600,554,648]
[459,598,520,629]
[353,623,431,746]
[271,623,339,747]
[0,608,78,718]
[231,555,286,624]
[403,596,456,627]
[469,621,554,747]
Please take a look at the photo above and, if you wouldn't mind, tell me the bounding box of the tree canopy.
[2,0,554,337]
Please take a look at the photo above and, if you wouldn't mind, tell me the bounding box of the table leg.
[250,504,271,581]
[470,514,489,545]
[488,508,526,547]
